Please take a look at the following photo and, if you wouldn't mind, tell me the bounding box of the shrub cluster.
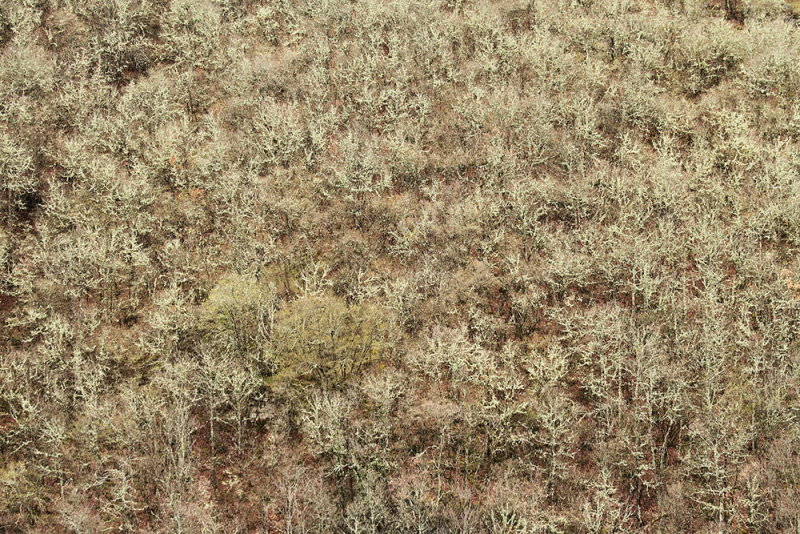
[2,0,800,532]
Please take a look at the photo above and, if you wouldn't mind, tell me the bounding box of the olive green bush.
[199,272,277,358]
[267,295,397,387]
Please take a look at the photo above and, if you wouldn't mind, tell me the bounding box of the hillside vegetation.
[2,0,800,532]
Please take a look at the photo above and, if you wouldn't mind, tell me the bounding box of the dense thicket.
[2,0,800,532]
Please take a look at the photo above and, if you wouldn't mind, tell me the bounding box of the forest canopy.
[2,0,800,532]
